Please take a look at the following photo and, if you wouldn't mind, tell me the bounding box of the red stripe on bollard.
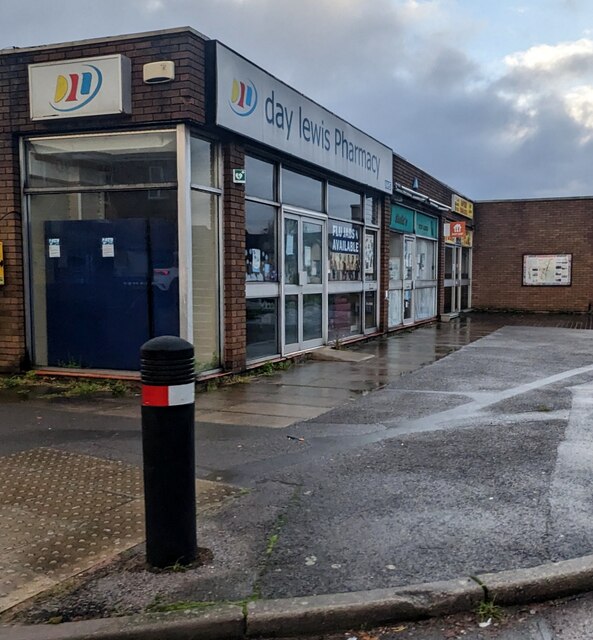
[142,385,169,406]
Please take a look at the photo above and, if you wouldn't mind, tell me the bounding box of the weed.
[164,560,187,573]
[205,380,218,392]
[109,380,127,398]
[266,533,279,555]
[57,357,83,369]
[259,363,275,376]
[536,404,552,412]
[1,375,23,389]
[475,599,504,623]
[65,381,102,397]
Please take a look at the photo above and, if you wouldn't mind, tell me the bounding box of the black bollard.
[140,335,197,568]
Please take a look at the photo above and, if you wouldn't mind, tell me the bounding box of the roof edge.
[0,26,209,57]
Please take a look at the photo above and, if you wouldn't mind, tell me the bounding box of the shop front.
[387,205,438,328]
[215,43,392,362]
[443,195,474,318]
[23,129,222,373]
[0,29,396,375]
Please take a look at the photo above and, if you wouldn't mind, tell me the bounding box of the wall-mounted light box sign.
[215,42,393,193]
[452,194,474,219]
[29,55,132,121]
[390,205,437,238]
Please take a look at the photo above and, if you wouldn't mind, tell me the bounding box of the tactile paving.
[0,447,241,613]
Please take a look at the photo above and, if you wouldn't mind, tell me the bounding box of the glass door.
[403,235,415,325]
[444,245,461,315]
[283,212,325,354]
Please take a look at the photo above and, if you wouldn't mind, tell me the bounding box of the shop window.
[246,298,278,359]
[303,294,323,341]
[281,168,323,212]
[461,248,471,280]
[29,189,178,369]
[388,290,402,327]
[445,246,454,280]
[328,184,362,221]
[191,191,220,372]
[364,231,377,282]
[364,195,379,226]
[329,293,361,340]
[245,202,277,281]
[328,220,361,281]
[416,238,436,281]
[414,287,436,320]
[365,291,377,330]
[246,155,276,201]
[461,285,470,310]
[190,137,218,188]
[284,295,298,344]
[389,234,402,282]
[27,132,177,188]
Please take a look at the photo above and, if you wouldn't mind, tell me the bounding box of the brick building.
[0,27,475,376]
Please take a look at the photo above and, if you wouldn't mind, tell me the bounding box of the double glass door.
[283,212,325,354]
[444,245,472,314]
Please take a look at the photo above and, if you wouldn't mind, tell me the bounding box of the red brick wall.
[379,194,391,331]
[0,29,208,371]
[473,198,593,312]
[222,142,246,372]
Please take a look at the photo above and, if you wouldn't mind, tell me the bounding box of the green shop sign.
[415,212,438,239]
[390,205,414,233]
[390,205,438,239]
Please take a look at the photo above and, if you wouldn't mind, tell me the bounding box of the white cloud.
[504,38,593,71]
[564,85,593,135]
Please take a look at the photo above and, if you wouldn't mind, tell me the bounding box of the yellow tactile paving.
[0,447,241,614]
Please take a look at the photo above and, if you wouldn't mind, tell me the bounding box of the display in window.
[246,201,277,282]
[329,222,361,281]
[364,233,375,277]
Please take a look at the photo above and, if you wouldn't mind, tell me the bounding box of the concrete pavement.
[3,313,593,637]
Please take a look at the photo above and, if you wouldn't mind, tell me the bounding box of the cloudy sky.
[4,0,593,200]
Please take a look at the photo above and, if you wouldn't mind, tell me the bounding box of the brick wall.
[0,29,208,371]
[379,194,391,331]
[473,198,593,312]
[222,142,246,372]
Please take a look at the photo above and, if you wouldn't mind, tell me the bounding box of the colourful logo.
[51,64,103,112]
[230,78,257,116]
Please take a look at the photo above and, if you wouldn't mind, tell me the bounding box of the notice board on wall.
[523,254,572,286]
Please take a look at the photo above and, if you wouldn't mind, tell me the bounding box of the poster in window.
[523,254,571,286]
[329,222,361,281]
[364,233,375,276]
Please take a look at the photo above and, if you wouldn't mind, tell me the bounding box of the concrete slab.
[309,347,375,362]
[196,411,297,428]
[221,402,326,419]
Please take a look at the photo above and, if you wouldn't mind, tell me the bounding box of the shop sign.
[444,221,468,244]
[215,43,393,193]
[452,194,474,219]
[390,205,414,233]
[415,212,438,239]
[29,55,132,120]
